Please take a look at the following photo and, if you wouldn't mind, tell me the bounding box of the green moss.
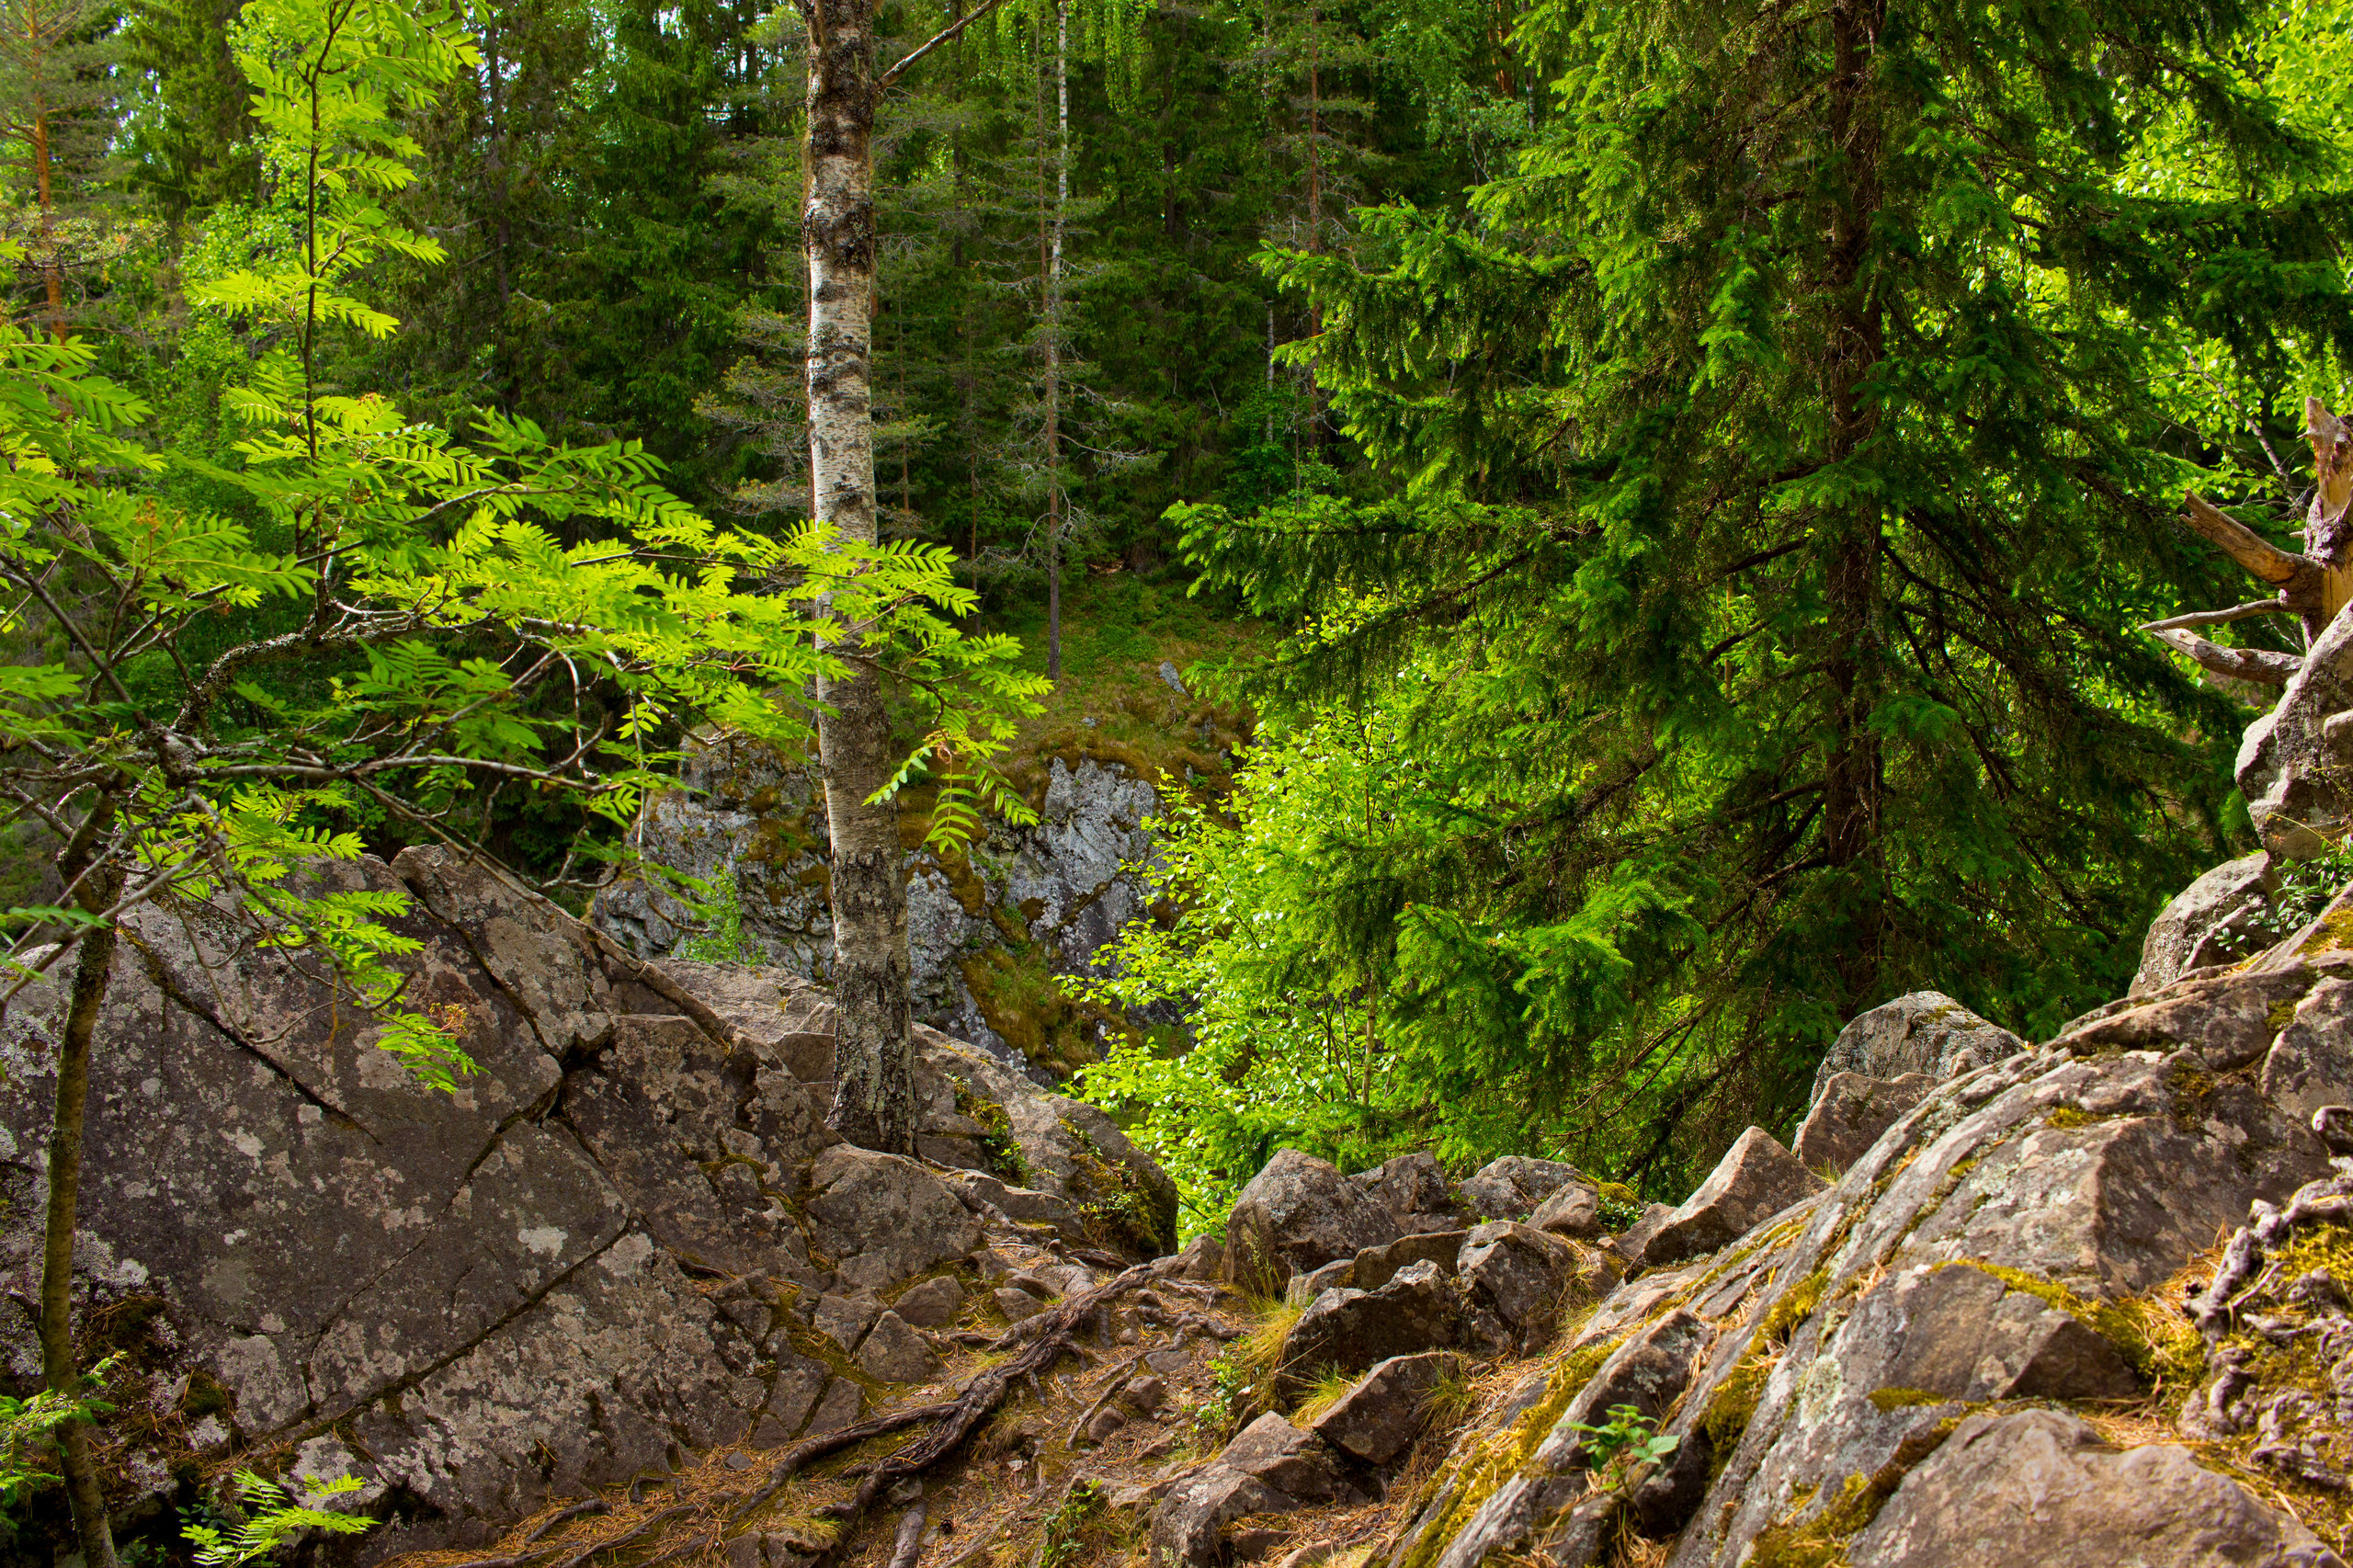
[1746,1423,1960,1568]
[1940,1261,2202,1388]
[1396,1335,1626,1568]
[2167,1061,2217,1122]
[957,1087,1028,1185]
[2269,998,2301,1031]
[1703,1350,1775,1479]
[1061,1119,1174,1256]
[2044,1107,2095,1130]
[1867,1387,1949,1412]
[1758,1268,1829,1347]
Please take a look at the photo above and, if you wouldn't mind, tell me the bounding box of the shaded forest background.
[16,0,2353,1217]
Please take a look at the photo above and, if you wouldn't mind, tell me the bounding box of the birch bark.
[804,0,915,1153]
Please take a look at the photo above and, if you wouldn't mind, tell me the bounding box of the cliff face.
[586,733,1182,1079]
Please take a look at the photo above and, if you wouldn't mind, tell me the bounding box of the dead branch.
[2184,494,2319,594]
[2142,597,2290,633]
[2146,627,2302,687]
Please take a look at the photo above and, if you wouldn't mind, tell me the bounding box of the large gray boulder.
[1349,1152,1462,1233]
[590,735,1199,1073]
[1456,1156,1586,1221]
[1310,1352,1461,1467]
[1847,1410,2343,1568]
[2131,851,2277,996]
[1809,993,2023,1107]
[1280,1260,1465,1389]
[1791,1072,1933,1173]
[0,844,1179,1561]
[2239,602,2353,858]
[1225,1148,1400,1293]
[803,1146,982,1291]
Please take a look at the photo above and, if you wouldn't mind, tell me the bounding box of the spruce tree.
[1179,0,2353,1173]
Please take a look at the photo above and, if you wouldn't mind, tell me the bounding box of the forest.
[2,0,2353,1557]
[6,0,2353,1545]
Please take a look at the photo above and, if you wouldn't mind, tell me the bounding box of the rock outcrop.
[1806,990,2023,1105]
[0,847,1174,1559]
[586,733,1210,1076]
[2132,850,2279,994]
[1382,940,2353,1568]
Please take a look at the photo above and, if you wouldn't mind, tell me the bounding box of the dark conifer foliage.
[1172,0,2353,1178]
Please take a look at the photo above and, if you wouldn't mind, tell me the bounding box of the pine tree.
[0,0,123,338]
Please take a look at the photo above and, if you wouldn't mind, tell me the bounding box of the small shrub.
[1564,1403,1678,1491]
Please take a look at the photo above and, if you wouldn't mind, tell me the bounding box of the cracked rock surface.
[0,846,1172,1559]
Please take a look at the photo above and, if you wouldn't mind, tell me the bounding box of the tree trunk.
[805,0,915,1154]
[1042,0,1067,683]
[1303,6,1322,454]
[42,795,123,1568]
[31,102,63,345]
[1817,0,1887,1013]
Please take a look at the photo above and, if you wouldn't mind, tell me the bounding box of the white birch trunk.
[805,0,915,1153]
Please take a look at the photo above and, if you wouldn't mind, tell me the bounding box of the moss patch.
[1703,1350,1776,1480]
[1939,1261,2202,1389]
[1746,1422,1959,1568]
[1758,1268,1829,1348]
[1397,1335,1626,1568]
[1867,1387,1949,1413]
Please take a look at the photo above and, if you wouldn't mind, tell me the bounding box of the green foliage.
[0,1354,119,1506]
[1564,1402,1678,1488]
[1136,0,2353,1199]
[0,0,1040,1087]
[678,867,762,965]
[182,1471,373,1566]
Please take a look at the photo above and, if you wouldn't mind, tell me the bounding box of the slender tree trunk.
[31,103,63,345]
[1303,6,1321,453]
[42,794,122,1568]
[805,0,915,1153]
[1041,0,1067,682]
[1817,0,1886,1013]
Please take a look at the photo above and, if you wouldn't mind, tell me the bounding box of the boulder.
[1641,1128,1824,1267]
[2131,852,2278,996]
[813,1293,880,1353]
[1280,1261,1466,1390]
[1456,1156,1586,1221]
[1163,1233,1225,1281]
[891,1275,966,1328]
[1808,992,2022,1107]
[1792,1072,1934,1173]
[1349,1153,1461,1233]
[1225,1149,1401,1293]
[938,1168,1087,1244]
[854,1312,940,1384]
[1457,1221,1584,1346]
[1833,1263,2137,1403]
[1528,1181,1601,1239]
[992,1286,1045,1322]
[1428,1311,1713,1568]
[1846,1410,2344,1568]
[1310,1351,1460,1466]
[1353,1230,1468,1292]
[2239,603,2353,857]
[2264,975,2353,1124]
[1218,1413,1347,1503]
[803,1146,983,1292]
[1149,1469,1295,1568]
[1286,1256,1357,1308]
